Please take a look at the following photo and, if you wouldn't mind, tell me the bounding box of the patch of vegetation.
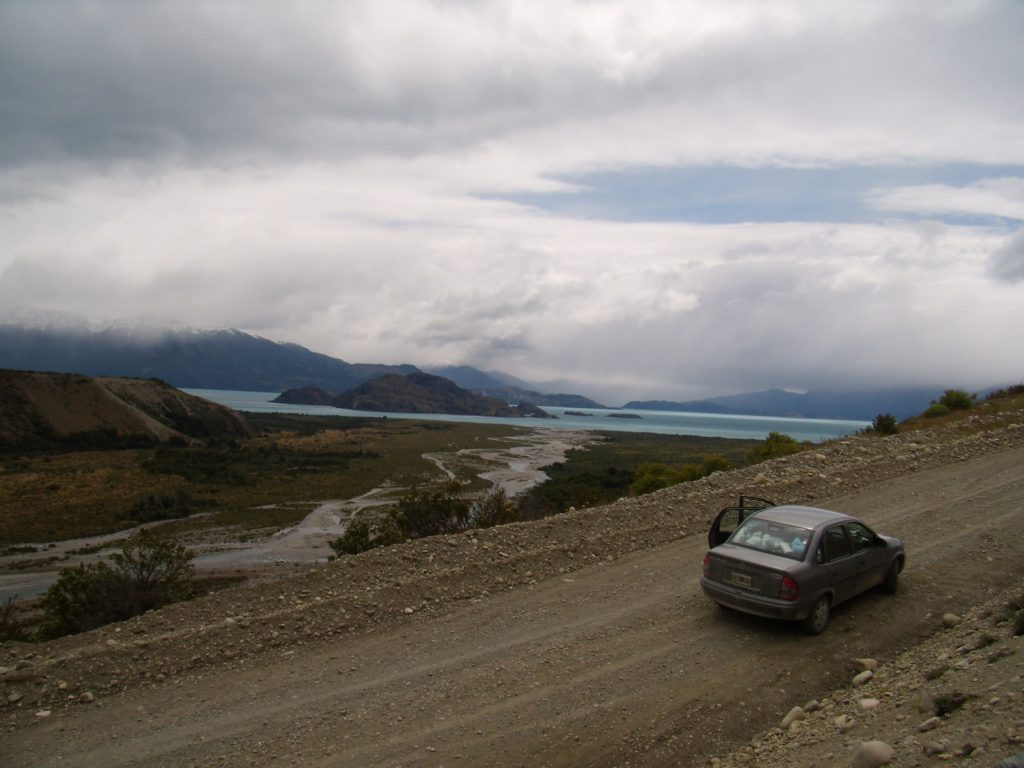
[332,484,534,557]
[331,481,470,556]
[469,487,520,528]
[393,481,472,538]
[748,432,807,464]
[515,432,760,519]
[39,532,195,639]
[0,597,28,642]
[939,388,976,410]
[517,461,634,520]
[330,519,391,556]
[119,490,215,524]
[899,383,1024,436]
[864,413,899,436]
[985,384,1024,401]
[630,456,734,495]
[931,691,968,717]
[923,388,976,419]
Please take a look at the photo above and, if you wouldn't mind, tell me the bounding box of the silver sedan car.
[700,497,906,634]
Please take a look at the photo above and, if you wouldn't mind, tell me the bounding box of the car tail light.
[780,575,800,601]
[702,554,711,577]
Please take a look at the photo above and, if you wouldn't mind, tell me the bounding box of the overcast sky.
[1,1,1022,404]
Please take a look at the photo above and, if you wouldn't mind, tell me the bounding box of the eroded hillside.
[0,370,251,448]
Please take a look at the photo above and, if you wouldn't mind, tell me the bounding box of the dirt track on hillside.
[3,423,1024,767]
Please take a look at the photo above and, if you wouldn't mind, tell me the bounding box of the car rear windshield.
[728,517,811,561]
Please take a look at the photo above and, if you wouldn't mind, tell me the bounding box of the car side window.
[718,508,741,537]
[825,526,853,560]
[845,522,875,553]
[815,540,826,564]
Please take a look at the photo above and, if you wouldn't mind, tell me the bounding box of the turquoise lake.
[186,389,869,443]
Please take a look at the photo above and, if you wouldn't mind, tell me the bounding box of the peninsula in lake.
[274,372,553,419]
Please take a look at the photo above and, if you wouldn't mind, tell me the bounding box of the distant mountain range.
[624,387,947,421]
[0,315,968,421]
[0,319,605,409]
[275,372,552,419]
[0,322,417,394]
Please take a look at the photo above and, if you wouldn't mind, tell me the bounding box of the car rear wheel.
[881,559,900,594]
[800,595,830,635]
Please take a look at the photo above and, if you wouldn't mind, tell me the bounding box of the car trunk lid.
[705,545,796,599]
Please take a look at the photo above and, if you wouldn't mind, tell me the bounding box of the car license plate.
[731,572,752,588]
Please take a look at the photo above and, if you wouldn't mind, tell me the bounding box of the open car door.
[707,496,776,548]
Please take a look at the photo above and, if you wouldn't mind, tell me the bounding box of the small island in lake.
[606,412,642,419]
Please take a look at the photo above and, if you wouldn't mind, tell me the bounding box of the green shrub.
[329,516,404,557]
[470,487,520,528]
[938,389,975,411]
[867,413,899,435]
[985,384,1024,401]
[630,456,735,495]
[392,481,471,538]
[923,403,950,418]
[330,481,474,557]
[0,598,27,642]
[40,532,195,638]
[748,432,805,464]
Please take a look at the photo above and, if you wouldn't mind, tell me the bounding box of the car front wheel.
[800,595,830,635]
[882,559,900,594]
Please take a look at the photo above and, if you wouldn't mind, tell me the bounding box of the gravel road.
[2,417,1023,768]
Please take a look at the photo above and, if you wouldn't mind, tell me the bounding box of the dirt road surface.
[3,422,1023,767]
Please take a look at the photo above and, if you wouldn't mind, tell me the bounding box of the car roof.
[752,505,854,531]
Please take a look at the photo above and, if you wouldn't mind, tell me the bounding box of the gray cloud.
[2,1,1022,172]
[989,230,1024,283]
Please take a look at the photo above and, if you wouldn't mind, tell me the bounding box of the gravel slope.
[2,414,1023,767]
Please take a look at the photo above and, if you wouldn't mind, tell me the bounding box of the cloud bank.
[1,1,1022,403]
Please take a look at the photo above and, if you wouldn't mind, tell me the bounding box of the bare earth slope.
[2,416,1023,767]
[0,369,251,446]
